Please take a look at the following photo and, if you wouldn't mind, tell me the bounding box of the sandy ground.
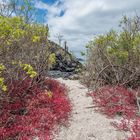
[54,78,127,140]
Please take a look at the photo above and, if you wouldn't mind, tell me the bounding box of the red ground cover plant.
[0,78,71,140]
[90,86,140,140]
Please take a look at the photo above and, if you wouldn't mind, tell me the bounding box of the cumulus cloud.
[35,1,62,18]
[35,0,140,53]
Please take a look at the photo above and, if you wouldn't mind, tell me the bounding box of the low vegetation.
[83,15,140,89]
[90,86,140,139]
[1,0,140,139]
[0,1,71,139]
[83,15,140,140]
[0,78,71,139]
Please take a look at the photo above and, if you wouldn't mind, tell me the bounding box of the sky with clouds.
[2,0,140,55]
[34,0,140,53]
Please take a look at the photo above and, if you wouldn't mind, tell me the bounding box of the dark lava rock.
[48,40,83,73]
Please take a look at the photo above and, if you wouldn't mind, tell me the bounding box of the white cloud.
[35,1,63,18]
[35,0,140,55]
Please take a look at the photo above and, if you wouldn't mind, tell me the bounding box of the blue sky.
[14,0,140,56]
[35,0,64,23]
[34,0,57,23]
[41,0,57,5]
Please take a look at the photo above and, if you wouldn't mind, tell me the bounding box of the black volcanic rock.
[48,40,82,72]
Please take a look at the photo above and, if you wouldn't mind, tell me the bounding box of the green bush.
[82,15,140,89]
[0,1,55,93]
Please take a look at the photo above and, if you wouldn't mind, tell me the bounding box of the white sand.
[55,78,126,140]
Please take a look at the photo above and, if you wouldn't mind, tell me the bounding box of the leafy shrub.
[0,1,70,140]
[82,15,140,89]
[0,78,71,140]
[0,17,59,115]
[0,16,51,79]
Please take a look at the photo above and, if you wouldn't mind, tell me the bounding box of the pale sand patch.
[54,78,127,140]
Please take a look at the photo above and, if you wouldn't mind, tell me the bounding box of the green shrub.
[82,15,140,89]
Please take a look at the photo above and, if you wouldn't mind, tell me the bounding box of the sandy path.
[55,78,126,140]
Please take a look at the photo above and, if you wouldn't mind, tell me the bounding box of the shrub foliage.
[0,1,71,139]
[84,15,140,140]
[90,86,140,139]
[0,78,71,139]
[82,15,140,89]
